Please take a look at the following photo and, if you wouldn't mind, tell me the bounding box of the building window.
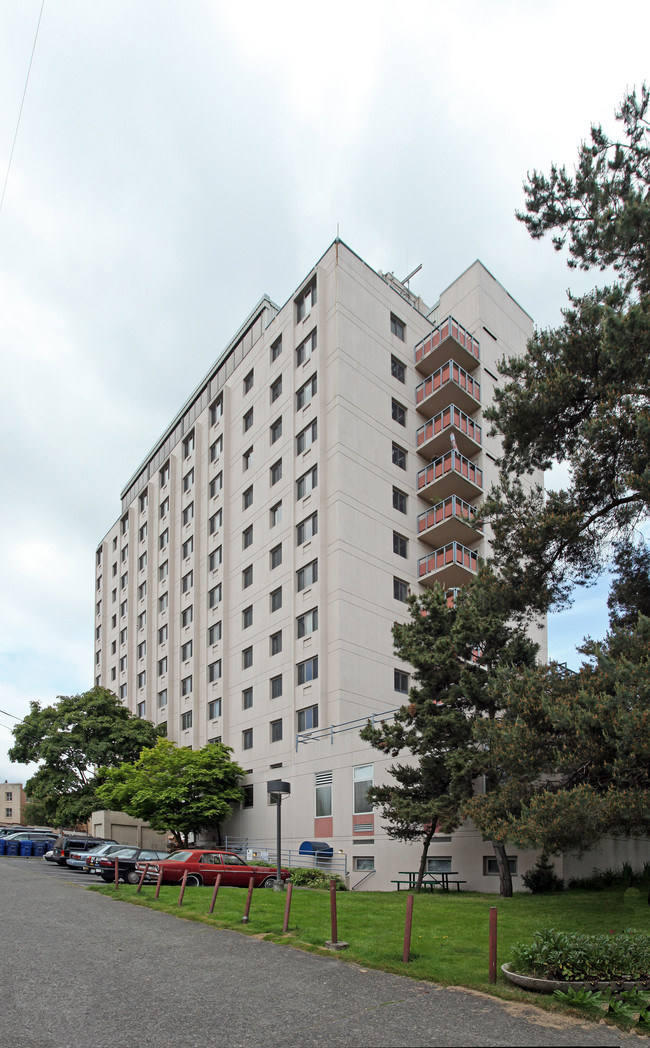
[210,509,223,535]
[242,447,253,472]
[209,394,223,425]
[160,461,170,486]
[242,728,253,750]
[296,328,317,366]
[270,417,282,444]
[297,656,318,685]
[121,545,128,563]
[296,374,317,410]
[137,582,147,600]
[119,684,127,699]
[270,674,282,699]
[158,689,167,708]
[137,641,146,659]
[181,711,192,730]
[296,418,317,454]
[210,472,223,498]
[182,502,194,526]
[270,375,282,403]
[159,528,169,549]
[120,627,127,645]
[121,571,128,590]
[243,486,253,510]
[158,592,168,612]
[182,571,193,593]
[160,497,169,519]
[394,577,409,602]
[391,399,406,426]
[210,435,223,462]
[297,607,318,637]
[121,515,129,535]
[353,764,373,814]
[242,687,253,710]
[393,487,407,514]
[270,544,282,569]
[315,770,332,816]
[183,468,194,493]
[270,502,282,527]
[270,459,283,486]
[296,277,316,321]
[296,465,317,499]
[137,671,146,688]
[483,856,518,876]
[209,547,222,572]
[209,583,222,608]
[208,698,222,720]
[209,660,222,682]
[392,443,407,470]
[270,587,282,612]
[242,646,253,669]
[427,856,453,874]
[243,407,254,433]
[119,598,127,617]
[390,313,405,341]
[393,532,408,558]
[270,631,282,656]
[183,431,195,458]
[242,784,254,808]
[270,719,283,743]
[242,565,253,589]
[242,606,253,629]
[208,622,222,645]
[139,522,148,542]
[271,335,282,361]
[137,700,146,718]
[391,355,406,383]
[298,705,318,731]
[158,722,167,737]
[296,511,318,545]
[182,537,193,560]
[181,640,193,661]
[158,624,168,644]
[243,369,254,394]
[297,559,318,591]
[394,669,410,694]
[181,675,192,696]
[159,560,169,581]
[242,525,253,550]
[354,857,375,872]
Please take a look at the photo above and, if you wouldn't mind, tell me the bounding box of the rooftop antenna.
[401,263,422,289]
[336,221,340,239]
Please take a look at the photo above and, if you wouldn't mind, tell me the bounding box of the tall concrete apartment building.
[95,241,546,890]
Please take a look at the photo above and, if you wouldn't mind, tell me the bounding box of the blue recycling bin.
[6,840,20,856]
[0,839,6,855]
[32,840,48,857]
[20,840,33,857]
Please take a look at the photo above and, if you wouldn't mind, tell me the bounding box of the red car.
[135,849,290,888]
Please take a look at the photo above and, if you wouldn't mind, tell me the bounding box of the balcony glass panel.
[417,450,483,502]
[417,494,482,547]
[414,316,480,376]
[416,405,481,460]
[418,541,479,588]
[415,360,480,416]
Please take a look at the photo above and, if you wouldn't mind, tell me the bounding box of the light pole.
[267,779,290,891]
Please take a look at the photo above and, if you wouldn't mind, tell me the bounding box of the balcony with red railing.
[417,494,482,548]
[415,360,480,418]
[416,405,482,461]
[417,449,483,503]
[418,541,479,588]
[414,316,480,377]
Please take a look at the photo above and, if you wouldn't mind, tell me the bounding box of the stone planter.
[501,963,650,994]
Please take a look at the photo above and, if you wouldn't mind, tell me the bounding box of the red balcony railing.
[416,405,481,460]
[418,541,479,587]
[417,450,483,502]
[417,494,482,547]
[414,316,480,375]
[415,360,480,416]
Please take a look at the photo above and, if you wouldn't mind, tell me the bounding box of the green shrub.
[568,862,650,891]
[288,867,347,890]
[522,856,564,893]
[509,928,650,981]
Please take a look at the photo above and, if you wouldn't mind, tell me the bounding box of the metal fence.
[225,837,348,877]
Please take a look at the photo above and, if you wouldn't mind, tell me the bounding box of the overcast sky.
[1,0,648,787]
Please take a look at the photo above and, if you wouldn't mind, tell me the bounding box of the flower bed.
[507,928,650,983]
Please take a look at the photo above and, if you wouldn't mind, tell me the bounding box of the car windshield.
[111,848,140,858]
[165,851,193,862]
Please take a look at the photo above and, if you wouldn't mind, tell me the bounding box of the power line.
[0,0,46,217]
[0,709,21,720]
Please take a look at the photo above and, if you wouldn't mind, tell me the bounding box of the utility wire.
[0,0,46,217]
[0,709,21,720]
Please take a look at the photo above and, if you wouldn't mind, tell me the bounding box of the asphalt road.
[1,856,647,1048]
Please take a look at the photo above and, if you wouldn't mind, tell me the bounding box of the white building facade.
[94,241,546,890]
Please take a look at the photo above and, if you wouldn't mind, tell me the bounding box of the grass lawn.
[89,880,650,1003]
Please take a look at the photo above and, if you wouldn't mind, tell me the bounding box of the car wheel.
[260,876,276,888]
[126,869,140,885]
[185,874,201,887]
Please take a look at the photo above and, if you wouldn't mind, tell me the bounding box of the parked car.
[0,825,55,837]
[3,830,58,843]
[97,847,170,884]
[50,835,117,866]
[67,842,124,872]
[83,843,133,874]
[135,849,290,888]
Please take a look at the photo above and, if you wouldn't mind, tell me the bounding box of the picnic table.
[392,870,467,892]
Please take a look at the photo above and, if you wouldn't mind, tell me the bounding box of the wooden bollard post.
[242,875,255,923]
[330,879,338,943]
[178,869,188,906]
[403,893,414,963]
[114,857,119,889]
[136,863,149,893]
[282,881,293,934]
[154,867,164,900]
[489,906,498,984]
[209,873,222,914]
